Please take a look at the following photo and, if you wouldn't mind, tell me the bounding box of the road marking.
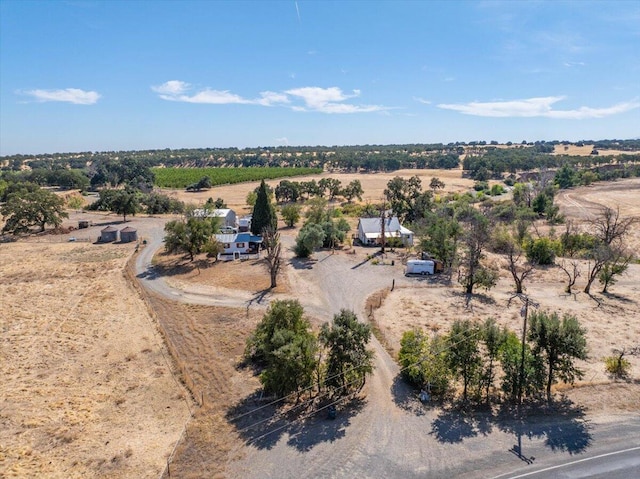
[492,446,640,479]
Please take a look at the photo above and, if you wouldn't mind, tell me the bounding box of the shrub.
[526,237,558,265]
[604,355,631,379]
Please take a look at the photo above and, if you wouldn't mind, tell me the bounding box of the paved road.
[132,222,640,479]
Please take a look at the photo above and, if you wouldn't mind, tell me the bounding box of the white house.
[214,232,262,260]
[357,216,414,247]
[193,208,238,229]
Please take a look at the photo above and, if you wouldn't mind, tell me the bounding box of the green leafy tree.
[528,311,587,401]
[479,318,507,402]
[245,300,317,399]
[111,188,140,222]
[164,216,218,261]
[280,203,301,227]
[500,331,545,402]
[294,223,325,258]
[318,178,342,200]
[446,319,482,401]
[251,179,277,235]
[399,329,450,396]
[342,179,364,202]
[1,187,68,234]
[525,237,558,265]
[320,309,374,396]
[419,210,461,271]
[384,175,423,223]
[555,164,578,189]
[429,177,445,192]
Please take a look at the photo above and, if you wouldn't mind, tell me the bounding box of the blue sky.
[1,0,639,155]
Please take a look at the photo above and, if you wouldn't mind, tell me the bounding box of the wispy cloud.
[152,81,387,113]
[285,87,388,113]
[437,96,640,119]
[413,97,431,105]
[20,88,101,105]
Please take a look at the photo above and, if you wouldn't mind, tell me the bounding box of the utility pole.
[380,199,387,254]
[518,296,529,405]
[509,293,538,405]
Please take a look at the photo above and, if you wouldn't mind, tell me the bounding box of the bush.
[526,237,558,265]
[604,355,631,379]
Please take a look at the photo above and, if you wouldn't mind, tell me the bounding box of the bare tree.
[558,259,581,294]
[262,226,282,289]
[493,226,534,294]
[584,207,636,294]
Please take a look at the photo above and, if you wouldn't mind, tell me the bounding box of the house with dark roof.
[356,216,414,247]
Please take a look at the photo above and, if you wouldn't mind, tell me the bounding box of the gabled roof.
[192,208,235,218]
[358,216,402,234]
[120,226,137,232]
[101,225,118,232]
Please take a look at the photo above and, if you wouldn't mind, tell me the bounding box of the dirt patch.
[152,251,290,296]
[0,241,191,478]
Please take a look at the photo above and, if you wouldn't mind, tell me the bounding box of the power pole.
[508,293,538,405]
[380,199,387,254]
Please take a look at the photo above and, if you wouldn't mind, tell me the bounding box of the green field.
[153,166,323,189]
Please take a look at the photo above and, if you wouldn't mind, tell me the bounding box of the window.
[224,243,231,249]
[236,242,245,248]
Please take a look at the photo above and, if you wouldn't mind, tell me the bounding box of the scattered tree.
[320,309,374,396]
[446,319,482,401]
[245,300,317,399]
[1,187,68,234]
[528,311,587,401]
[280,203,301,227]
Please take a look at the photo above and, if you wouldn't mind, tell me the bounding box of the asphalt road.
[132,221,640,479]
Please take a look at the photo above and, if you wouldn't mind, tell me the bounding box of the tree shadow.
[428,396,591,455]
[495,398,592,455]
[429,401,494,444]
[226,392,366,451]
[289,256,317,270]
[390,375,427,416]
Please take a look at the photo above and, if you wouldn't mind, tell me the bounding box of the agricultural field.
[152,166,322,189]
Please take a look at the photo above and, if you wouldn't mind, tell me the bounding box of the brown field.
[161,168,478,213]
[0,240,191,478]
[2,171,639,477]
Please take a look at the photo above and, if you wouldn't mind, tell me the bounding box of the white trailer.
[405,259,435,275]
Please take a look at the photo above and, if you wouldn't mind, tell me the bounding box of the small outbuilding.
[120,226,138,243]
[99,225,118,243]
[78,220,90,229]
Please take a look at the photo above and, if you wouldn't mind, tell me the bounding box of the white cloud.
[285,86,386,113]
[152,81,388,113]
[151,80,190,96]
[414,97,431,105]
[21,88,100,105]
[275,137,290,145]
[257,91,290,106]
[437,96,640,119]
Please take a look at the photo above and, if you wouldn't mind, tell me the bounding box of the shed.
[100,225,118,243]
[78,220,90,229]
[120,226,138,243]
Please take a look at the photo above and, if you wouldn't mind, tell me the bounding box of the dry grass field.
[0,241,191,478]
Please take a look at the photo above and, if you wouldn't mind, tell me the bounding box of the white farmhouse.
[214,232,262,260]
[192,208,238,229]
[357,216,414,247]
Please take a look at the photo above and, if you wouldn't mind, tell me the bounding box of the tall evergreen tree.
[251,179,277,235]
